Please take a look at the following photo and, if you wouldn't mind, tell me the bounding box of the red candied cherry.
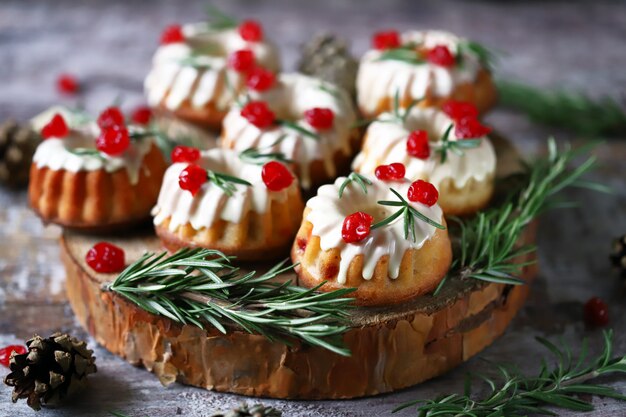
[97,106,125,129]
[178,164,207,196]
[56,73,80,95]
[160,24,185,45]
[241,101,275,128]
[427,45,456,67]
[304,107,334,130]
[96,125,130,156]
[41,114,69,139]
[342,212,374,244]
[372,30,401,50]
[262,161,294,191]
[406,130,430,159]
[584,297,610,328]
[375,163,406,181]
[228,49,256,73]
[171,145,201,163]
[246,67,275,91]
[455,117,492,139]
[85,242,126,273]
[131,105,153,125]
[442,100,478,121]
[238,19,263,42]
[408,179,439,206]
[0,345,27,368]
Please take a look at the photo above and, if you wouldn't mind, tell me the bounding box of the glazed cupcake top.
[305,175,445,284]
[152,148,299,231]
[31,106,155,185]
[144,20,280,112]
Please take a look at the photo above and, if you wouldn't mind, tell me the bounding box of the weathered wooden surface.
[1,0,625,416]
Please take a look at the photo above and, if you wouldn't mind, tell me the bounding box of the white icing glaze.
[30,107,155,185]
[357,30,482,114]
[306,177,443,284]
[352,106,496,189]
[221,73,357,189]
[144,23,280,112]
[152,148,298,231]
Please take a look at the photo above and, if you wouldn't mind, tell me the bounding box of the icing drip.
[144,24,280,112]
[221,73,356,189]
[152,148,298,231]
[357,30,482,114]
[305,177,443,284]
[30,107,155,185]
[352,106,496,189]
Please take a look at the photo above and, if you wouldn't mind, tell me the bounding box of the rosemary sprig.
[203,5,238,31]
[177,53,214,69]
[394,330,626,416]
[497,80,626,137]
[373,188,446,242]
[317,83,340,99]
[338,172,372,198]
[277,119,320,140]
[457,40,498,70]
[434,123,481,164]
[239,147,292,165]
[353,89,421,128]
[377,45,425,65]
[206,170,252,196]
[66,147,105,160]
[107,248,355,356]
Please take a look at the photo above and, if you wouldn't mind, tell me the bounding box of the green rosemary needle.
[277,120,320,140]
[205,170,251,197]
[434,123,482,164]
[239,147,292,165]
[338,172,372,198]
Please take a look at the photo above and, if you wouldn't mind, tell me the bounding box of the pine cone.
[3,333,97,411]
[0,119,41,188]
[297,33,358,98]
[211,402,282,417]
[610,234,626,279]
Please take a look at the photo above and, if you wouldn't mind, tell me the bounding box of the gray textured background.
[1,0,626,416]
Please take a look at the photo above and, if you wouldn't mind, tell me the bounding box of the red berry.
[408,180,439,206]
[342,211,374,244]
[455,117,492,139]
[304,107,334,130]
[41,114,69,139]
[85,242,126,273]
[131,106,153,125]
[238,20,263,42]
[406,130,430,159]
[0,345,27,368]
[178,164,207,196]
[584,297,610,328]
[442,100,478,121]
[56,73,80,95]
[246,67,275,91]
[375,163,406,181]
[160,24,185,45]
[427,45,456,67]
[262,161,294,191]
[171,145,201,163]
[97,106,125,129]
[372,30,401,50]
[241,101,275,128]
[96,125,130,156]
[228,49,256,73]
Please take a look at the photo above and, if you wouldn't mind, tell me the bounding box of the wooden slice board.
[61,134,538,399]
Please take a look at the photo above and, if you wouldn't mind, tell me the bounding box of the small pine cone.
[297,33,359,98]
[0,119,41,188]
[211,402,282,417]
[3,333,97,411]
[610,234,626,279]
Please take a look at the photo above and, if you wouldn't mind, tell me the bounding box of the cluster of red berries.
[375,162,405,181]
[85,242,126,273]
[371,30,457,68]
[443,100,491,139]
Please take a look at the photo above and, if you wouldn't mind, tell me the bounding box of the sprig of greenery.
[203,5,238,31]
[239,147,291,165]
[107,248,355,356]
[497,80,626,137]
[354,89,421,127]
[373,188,446,242]
[394,330,626,416]
[338,172,372,198]
[377,45,425,65]
[458,40,498,70]
[205,169,252,196]
[434,123,481,164]
[66,147,105,160]
[277,120,320,140]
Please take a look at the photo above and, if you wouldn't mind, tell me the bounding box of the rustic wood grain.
[1,0,626,416]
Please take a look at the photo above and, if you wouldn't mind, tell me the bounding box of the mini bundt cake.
[145,20,280,131]
[220,73,359,190]
[28,106,167,230]
[152,147,304,260]
[352,101,496,216]
[357,29,497,119]
[291,174,452,306]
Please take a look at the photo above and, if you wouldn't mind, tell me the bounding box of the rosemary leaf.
[277,120,320,140]
[338,172,372,198]
[377,47,425,65]
[204,5,238,31]
[66,147,105,160]
[239,147,292,165]
[206,170,252,197]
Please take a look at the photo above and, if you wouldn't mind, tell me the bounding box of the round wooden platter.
[60,134,538,399]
